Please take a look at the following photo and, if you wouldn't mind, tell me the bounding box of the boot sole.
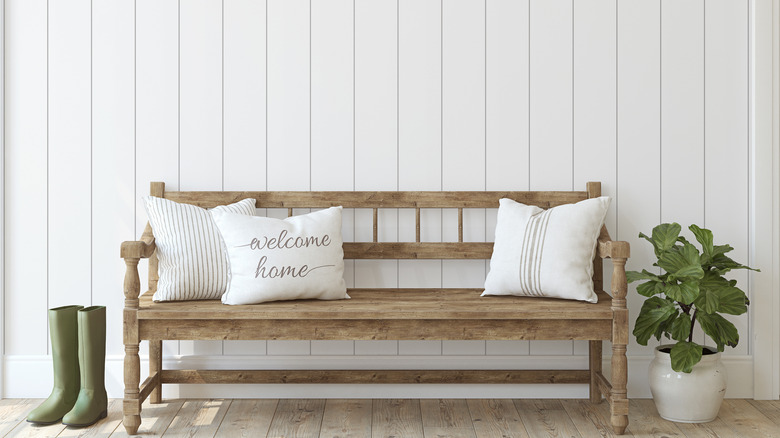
[26,418,63,426]
[62,410,107,428]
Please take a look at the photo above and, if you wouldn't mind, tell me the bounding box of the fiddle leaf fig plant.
[628,223,758,373]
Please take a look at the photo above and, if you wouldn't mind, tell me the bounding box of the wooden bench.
[120,181,631,435]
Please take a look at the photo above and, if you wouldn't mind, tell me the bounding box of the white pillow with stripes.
[483,196,610,303]
[143,196,257,301]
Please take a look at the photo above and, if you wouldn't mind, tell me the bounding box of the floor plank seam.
[159,399,186,437]
[211,399,233,438]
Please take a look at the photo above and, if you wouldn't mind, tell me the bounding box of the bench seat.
[138,288,614,320]
[137,289,615,342]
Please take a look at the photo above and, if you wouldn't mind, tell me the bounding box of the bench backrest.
[149,181,603,289]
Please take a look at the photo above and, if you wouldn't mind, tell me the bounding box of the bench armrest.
[597,226,630,260]
[120,223,156,260]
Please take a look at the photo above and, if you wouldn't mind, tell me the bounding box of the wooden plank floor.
[2,398,780,437]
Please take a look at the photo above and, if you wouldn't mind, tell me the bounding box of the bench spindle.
[415,208,421,242]
[457,208,464,242]
[373,208,379,242]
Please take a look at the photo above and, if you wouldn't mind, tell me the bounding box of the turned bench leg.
[123,257,142,435]
[150,340,163,404]
[610,256,630,435]
[610,343,629,434]
[123,342,142,434]
[589,340,602,403]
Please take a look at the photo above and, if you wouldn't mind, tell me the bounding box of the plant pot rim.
[654,344,721,363]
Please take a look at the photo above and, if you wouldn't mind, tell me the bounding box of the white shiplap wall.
[4,0,755,398]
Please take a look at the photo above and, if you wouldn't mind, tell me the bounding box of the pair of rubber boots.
[26,306,107,427]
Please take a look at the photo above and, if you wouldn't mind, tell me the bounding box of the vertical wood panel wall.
[4,0,752,397]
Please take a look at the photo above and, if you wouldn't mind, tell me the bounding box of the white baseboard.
[2,354,754,399]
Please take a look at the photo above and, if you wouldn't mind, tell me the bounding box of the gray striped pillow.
[483,196,611,303]
[143,196,257,301]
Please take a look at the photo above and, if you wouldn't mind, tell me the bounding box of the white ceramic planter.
[648,344,727,423]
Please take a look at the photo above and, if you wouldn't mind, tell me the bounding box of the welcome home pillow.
[213,207,349,305]
[483,196,610,303]
[143,196,257,302]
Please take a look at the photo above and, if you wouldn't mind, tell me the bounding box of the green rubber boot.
[26,305,84,425]
[63,306,108,428]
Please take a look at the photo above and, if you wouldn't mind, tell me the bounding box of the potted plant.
[627,223,757,423]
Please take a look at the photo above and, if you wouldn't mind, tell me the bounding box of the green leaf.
[664,282,699,305]
[693,287,720,314]
[678,280,700,305]
[716,286,749,316]
[670,312,692,342]
[657,242,704,280]
[698,313,739,351]
[676,235,692,245]
[633,297,676,346]
[627,269,661,284]
[672,264,705,280]
[710,252,759,275]
[689,224,714,263]
[695,271,747,315]
[681,241,702,260]
[664,284,682,301]
[699,270,730,289]
[654,310,678,341]
[711,244,733,259]
[636,280,664,297]
[670,341,703,373]
[652,223,682,252]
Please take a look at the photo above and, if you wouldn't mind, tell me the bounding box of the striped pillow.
[483,196,610,303]
[143,196,257,301]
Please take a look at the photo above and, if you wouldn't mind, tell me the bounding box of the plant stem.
[688,309,698,343]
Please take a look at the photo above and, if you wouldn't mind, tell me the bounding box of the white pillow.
[213,207,349,305]
[483,196,610,303]
[143,196,257,301]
